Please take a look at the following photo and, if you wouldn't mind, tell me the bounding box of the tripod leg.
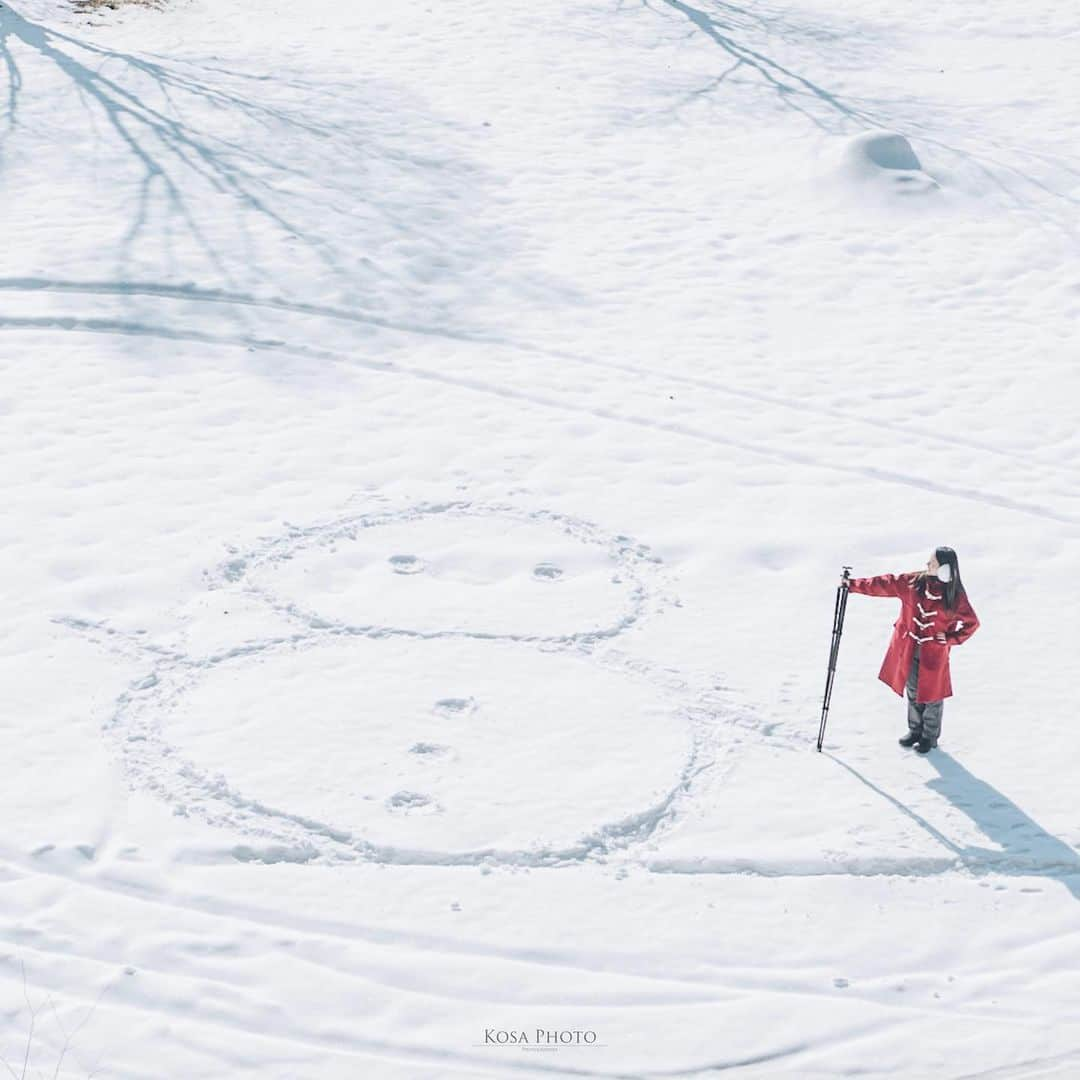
[818,583,849,751]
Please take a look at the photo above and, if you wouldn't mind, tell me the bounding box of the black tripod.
[817,566,852,751]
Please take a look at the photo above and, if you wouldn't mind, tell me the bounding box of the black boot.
[915,737,937,754]
[899,731,922,748]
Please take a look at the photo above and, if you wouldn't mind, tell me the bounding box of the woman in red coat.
[844,547,979,753]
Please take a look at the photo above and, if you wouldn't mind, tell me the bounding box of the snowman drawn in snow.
[60,499,724,867]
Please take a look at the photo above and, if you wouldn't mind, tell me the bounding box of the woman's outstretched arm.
[844,572,917,597]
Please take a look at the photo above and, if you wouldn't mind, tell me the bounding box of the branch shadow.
[648,0,878,133]
[0,13,18,108]
[830,752,1080,901]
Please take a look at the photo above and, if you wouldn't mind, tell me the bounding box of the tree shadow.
[632,0,1080,231]
[0,1,320,279]
[0,2,551,325]
[830,752,1080,900]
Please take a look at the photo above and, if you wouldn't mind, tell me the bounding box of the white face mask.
[936,564,952,582]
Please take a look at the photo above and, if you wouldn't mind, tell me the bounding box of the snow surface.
[2,0,1080,1075]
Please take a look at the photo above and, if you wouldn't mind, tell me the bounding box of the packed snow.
[2,0,1079,1076]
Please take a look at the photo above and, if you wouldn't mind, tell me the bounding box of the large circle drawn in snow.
[154,636,688,853]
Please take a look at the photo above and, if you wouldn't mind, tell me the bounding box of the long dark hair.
[913,546,966,611]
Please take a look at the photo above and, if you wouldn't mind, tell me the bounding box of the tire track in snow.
[0,942,642,1080]
[0,276,1068,474]
[0,855,1052,1058]
[2,311,1076,529]
[954,1048,1080,1080]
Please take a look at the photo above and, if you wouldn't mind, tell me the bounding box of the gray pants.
[906,646,943,743]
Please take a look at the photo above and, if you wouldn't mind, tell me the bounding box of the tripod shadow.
[830,751,1080,900]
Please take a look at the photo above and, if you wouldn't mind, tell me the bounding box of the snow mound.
[840,130,940,197]
[853,130,922,171]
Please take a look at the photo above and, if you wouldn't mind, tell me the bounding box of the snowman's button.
[433,697,477,717]
[409,742,451,757]
[386,791,440,815]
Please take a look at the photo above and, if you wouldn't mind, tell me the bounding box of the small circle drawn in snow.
[388,554,424,574]
[533,562,563,580]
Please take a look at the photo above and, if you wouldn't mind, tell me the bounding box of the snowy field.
[2,0,1080,1075]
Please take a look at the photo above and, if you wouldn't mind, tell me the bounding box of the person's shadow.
[830,751,1080,900]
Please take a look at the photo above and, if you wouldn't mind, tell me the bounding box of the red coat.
[847,572,980,703]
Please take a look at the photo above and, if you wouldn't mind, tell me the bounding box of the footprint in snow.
[385,790,440,814]
[433,697,477,717]
[409,741,451,757]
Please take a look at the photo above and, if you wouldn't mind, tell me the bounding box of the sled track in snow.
[0,841,1059,1080]
[2,279,1079,530]
[57,499,749,869]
